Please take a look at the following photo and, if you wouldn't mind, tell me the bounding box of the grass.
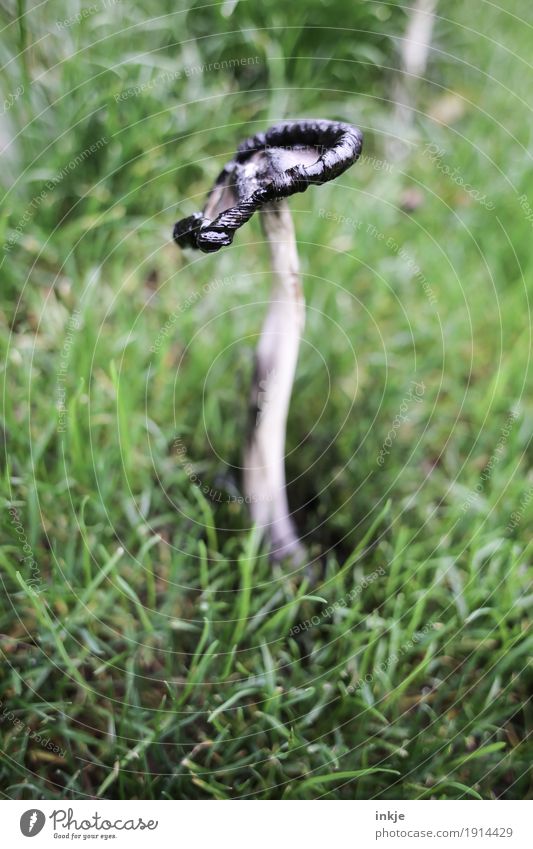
[1,0,532,799]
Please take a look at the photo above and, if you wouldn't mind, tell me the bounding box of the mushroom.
[174,119,363,564]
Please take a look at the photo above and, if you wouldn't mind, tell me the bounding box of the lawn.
[1,0,532,799]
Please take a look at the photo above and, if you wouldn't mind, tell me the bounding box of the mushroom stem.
[243,199,305,563]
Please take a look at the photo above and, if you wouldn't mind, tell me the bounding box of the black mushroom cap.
[173,119,363,254]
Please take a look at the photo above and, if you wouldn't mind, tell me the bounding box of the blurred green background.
[1,0,532,799]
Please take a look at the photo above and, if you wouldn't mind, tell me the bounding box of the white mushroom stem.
[243,199,306,563]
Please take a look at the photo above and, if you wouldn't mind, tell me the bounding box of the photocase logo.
[20,809,46,837]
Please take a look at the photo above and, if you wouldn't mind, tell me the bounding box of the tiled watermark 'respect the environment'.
[319,210,438,305]
[346,621,437,694]
[377,381,425,466]
[368,224,438,306]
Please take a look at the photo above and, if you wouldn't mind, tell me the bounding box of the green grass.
[1,0,532,799]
